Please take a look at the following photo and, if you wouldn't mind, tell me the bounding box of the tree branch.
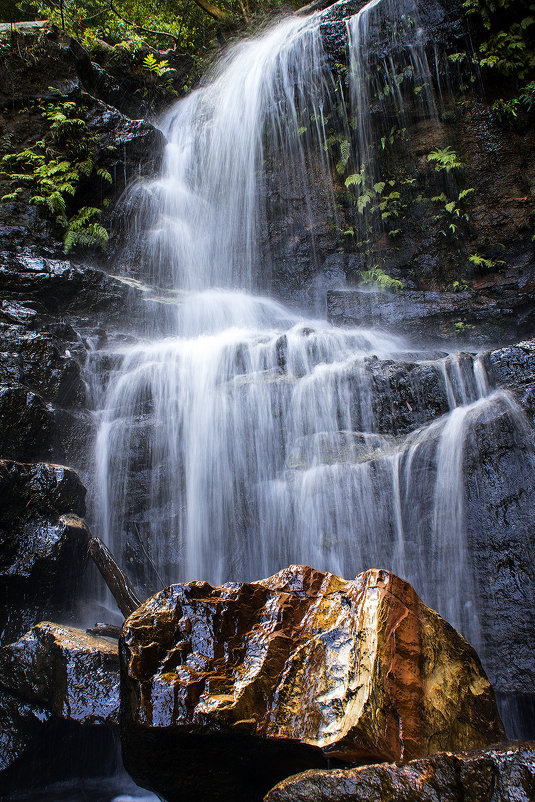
[89,536,143,617]
[190,0,230,23]
[107,1,181,43]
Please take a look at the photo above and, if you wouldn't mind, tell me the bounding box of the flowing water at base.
[88,0,534,755]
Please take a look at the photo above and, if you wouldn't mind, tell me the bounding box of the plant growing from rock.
[358,266,403,292]
[427,146,465,172]
[0,93,113,253]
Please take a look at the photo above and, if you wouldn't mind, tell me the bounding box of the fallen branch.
[294,0,339,15]
[89,536,142,617]
[107,1,181,43]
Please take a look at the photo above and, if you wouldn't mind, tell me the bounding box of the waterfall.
[93,0,532,687]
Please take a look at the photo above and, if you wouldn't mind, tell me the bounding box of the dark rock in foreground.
[0,622,119,783]
[0,459,89,644]
[264,741,535,802]
[120,566,504,802]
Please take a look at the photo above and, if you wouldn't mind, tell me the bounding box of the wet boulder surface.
[0,459,89,645]
[120,566,504,802]
[264,741,535,802]
[0,622,120,791]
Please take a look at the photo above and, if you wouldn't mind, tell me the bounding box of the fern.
[64,207,108,253]
[1,188,23,202]
[345,172,363,188]
[142,53,173,77]
[97,167,113,183]
[427,146,464,172]
[336,139,351,174]
[359,267,403,292]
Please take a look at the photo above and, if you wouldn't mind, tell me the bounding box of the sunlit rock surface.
[0,622,119,775]
[121,566,504,802]
[264,741,535,802]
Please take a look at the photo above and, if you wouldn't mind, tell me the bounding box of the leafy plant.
[430,187,474,236]
[358,267,403,292]
[427,146,464,172]
[453,320,474,332]
[0,93,113,253]
[469,252,505,270]
[64,206,109,252]
[448,279,469,292]
[141,53,173,76]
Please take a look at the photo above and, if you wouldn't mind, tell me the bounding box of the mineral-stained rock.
[264,741,535,802]
[0,622,119,727]
[121,566,505,802]
[0,623,119,776]
[486,338,535,425]
[0,459,89,644]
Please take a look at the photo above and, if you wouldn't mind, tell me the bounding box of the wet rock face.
[0,623,119,776]
[0,460,89,644]
[327,289,520,346]
[0,250,154,465]
[264,741,535,802]
[463,404,535,705]
[121,566,504,802]
[486,339,535,424]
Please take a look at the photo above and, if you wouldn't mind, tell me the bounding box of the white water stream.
[93,0,529,665]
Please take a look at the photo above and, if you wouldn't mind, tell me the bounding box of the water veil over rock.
[87,0,535,751]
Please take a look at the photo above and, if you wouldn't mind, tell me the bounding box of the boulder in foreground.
[264,741,535,802]
[120,566,504,802]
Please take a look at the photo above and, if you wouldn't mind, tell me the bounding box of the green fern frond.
[96,168,113,184]
[1,189,23,202]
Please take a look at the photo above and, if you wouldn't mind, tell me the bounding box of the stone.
[462,396,535,727]
[486,338,535,425]
[0,384,54,462]
[0,459,89,644]
[0,622,119,777]
[0,622,119,727]
[121,566,504,802]
[326,288,519,345]
[264,741,535,802]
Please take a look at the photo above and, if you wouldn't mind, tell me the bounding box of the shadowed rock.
[0,622,119,774]
[120,566,504,802]
[264,741,535,802]
[0,459,89,645]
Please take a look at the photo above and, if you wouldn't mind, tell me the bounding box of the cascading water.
[93,0,534,738]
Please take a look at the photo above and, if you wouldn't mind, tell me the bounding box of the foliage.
[469,252,505,270]
[0,94,113,252]
[453,320,474,332]
[141,53,173,77]
[358,267,403,292]
[427,146,464,172]
[64,206,109,252]
[448,279,469,292]
[431,188,474,237]
[461,0,535,117]
[13,0,290,56]
[136,53,178,101]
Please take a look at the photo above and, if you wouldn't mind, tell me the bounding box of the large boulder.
[0,622,119,788]
[264,741,535,802]
[120,566,504,802]
[0,459,89,644]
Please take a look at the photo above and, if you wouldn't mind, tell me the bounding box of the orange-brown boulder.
[120,566,505,802]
